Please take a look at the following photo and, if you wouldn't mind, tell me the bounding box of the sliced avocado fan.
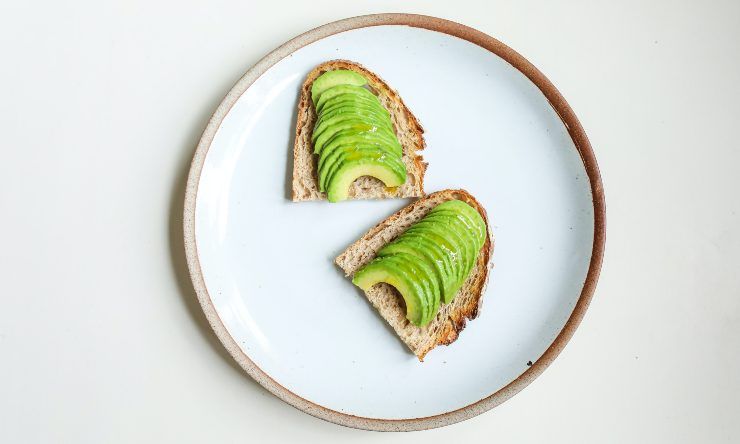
[311,70,406,203]
[353,200,487,327]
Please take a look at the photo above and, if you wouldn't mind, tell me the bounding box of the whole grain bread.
[335,189,494,361]
[291,60,427,201]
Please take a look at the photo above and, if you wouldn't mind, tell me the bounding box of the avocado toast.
[335,189,494,361]
[292,60,427,202]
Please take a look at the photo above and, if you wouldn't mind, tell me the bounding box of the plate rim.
[183,13,606,431]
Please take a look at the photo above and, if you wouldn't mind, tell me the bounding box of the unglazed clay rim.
[183,13,606,432]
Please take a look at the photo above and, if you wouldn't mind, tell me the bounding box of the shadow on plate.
[166,84,272,395]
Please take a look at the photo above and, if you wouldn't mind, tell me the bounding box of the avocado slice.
[429,200,487,245]
[353,257,428,326]
[325,157,406,202]
[317,101,390,123]
[311,70,367,104]
[417,214,479,276]
[398,252,441,325]
[312,121,372,143]
[405,220,471,292]
[382,252,439,325]
[389,232,457,283]
[379,235,454,305]
[411,204,487,299]
[320,146,406,192]
[403,223,465,280]
[316,93,390,111]
[404,232,458,299]
[314,84,376,111]
[315,123,373,152]
[399,241,463,299]
[399,228,468,304]
[430,210,486,248]
[316,123,399,150]
[313,122,398,153]
[318,141,401,179]
[316,89,383,107]
[315,110,393,137]
[317,92,384,115]
[426,209,486,250]
[313,116,394,145]
[318,129,401,157]
[314,113,393,140]
[319,140,401,177]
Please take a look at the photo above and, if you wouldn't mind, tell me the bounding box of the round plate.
[184,14,605,431]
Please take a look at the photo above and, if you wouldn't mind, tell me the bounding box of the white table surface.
[1,1,738,442]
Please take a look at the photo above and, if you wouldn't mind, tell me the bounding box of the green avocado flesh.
[319,146,405,192]
[311,71,405,202]
[313,124,399,155]
[311,70,367,103]
[313,115,393,146]
[315,85,376,111]
[352,200,487,326]
[317,93,387,115]
[325,157,406,202]
[316,107,391,131]
[412,215,478,273]
[379,236,452,307]
[428,200,487,245]
[319,139,402,174]
[354,253,439,326]
[319,130,402,159]
[353,256,428,326]
[319,100,388,119]
[405,220,471,290]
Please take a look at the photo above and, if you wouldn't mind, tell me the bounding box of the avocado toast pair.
[291,60,493,360]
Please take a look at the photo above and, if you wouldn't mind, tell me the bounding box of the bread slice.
[291,60,427,202]
[335,189,494,361]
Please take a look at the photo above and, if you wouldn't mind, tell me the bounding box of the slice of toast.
[291,60,427,202]
[335,189,494,361]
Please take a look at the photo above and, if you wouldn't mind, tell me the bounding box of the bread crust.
[291,60,426,201]
[335,189,494,360]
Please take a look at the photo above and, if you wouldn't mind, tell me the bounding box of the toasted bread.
[291,60,426,201]
[335,189,494,360]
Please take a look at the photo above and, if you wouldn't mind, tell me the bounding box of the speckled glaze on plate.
[184,14,605,431]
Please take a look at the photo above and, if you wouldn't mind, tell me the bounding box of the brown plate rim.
[183,13,606,432]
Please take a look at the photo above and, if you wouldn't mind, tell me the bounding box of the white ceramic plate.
[184,14,605,431]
